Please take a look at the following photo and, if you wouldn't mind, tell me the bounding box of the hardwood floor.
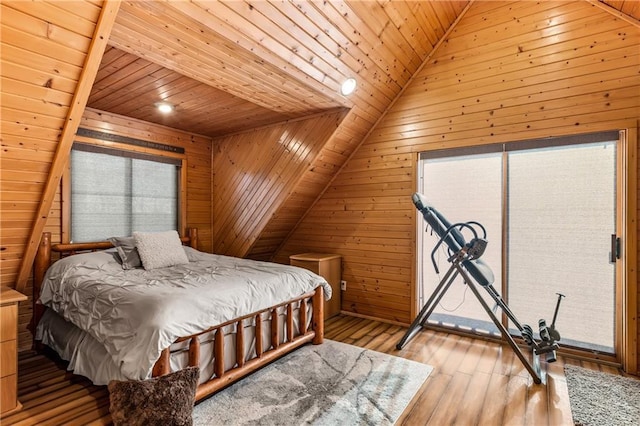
[0,314,620,425]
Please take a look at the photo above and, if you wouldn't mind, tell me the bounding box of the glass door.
[507,141,616,352]
[418,131,619,355]
[419,151,503,335]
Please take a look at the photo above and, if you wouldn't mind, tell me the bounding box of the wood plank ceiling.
[88,0,472,259]
[602,0,640,20]
[90,1,640,139]
[88,47,294,137]
[94,1,470,138]
[84,0,640,260]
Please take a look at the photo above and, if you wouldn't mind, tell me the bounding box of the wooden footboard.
[32,229,324,402]
[153,286,324,401]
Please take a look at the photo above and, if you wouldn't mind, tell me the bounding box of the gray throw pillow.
[134,230,189,270]
[108,236,142,270]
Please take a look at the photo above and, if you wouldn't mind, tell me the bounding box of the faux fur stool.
[108,367,199,426]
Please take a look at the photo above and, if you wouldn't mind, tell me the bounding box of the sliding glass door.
[419,152,502,335]
[507,142,616,352]
[418,132,619,354]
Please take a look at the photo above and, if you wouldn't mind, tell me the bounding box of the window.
[418,131,621,355]
[70,145,181,242]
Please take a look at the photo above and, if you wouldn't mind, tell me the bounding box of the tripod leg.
[484,285,525,331]
[397,265,459,350]
[459,267,543,384]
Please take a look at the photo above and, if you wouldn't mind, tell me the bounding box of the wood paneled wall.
[277,1,640,335]
[1,1,105,350]
[1,0,100,288]
[212,109,347,259]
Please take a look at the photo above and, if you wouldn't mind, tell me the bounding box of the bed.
[32,228,331,401]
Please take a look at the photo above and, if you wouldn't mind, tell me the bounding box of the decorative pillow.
[108,367,199,426]
[134,230,189,270]
[108,236,142,270]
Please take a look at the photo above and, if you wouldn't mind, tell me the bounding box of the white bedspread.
[38,247,331,380]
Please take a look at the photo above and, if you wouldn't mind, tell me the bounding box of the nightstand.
[1,287,27,416]
[290,253,341,318]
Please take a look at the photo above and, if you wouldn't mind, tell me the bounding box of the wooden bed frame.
[32,228,324,401]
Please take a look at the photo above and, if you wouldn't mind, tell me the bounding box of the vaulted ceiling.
[85,0,640,260]
[88,1,640,139]
[92,0,470,137]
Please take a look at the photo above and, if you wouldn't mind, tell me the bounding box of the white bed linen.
[38,247,331,381]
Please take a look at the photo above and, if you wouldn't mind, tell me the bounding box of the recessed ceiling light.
[340,78,357,96]
[156,102,174,114]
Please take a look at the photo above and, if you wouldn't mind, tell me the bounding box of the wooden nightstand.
[1,287,27,416]
[290,253,341,319]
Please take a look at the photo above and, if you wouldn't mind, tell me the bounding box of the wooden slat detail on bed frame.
[158,288,323,401]
[270,308,280,351]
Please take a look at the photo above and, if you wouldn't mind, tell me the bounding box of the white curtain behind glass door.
[421,153,502,331]
[508,142,616,352]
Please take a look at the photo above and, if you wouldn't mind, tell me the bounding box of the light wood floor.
[1,314,624,425]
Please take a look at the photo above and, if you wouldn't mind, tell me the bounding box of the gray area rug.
[193,340,433,425]
[564,364,640,426]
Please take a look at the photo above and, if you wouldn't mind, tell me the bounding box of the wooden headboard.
[30,228,198,338]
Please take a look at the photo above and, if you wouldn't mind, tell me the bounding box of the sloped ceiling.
[91,1,640,139]
[88,0,639,259]
[94,1,469,137]
[90,0,471,259]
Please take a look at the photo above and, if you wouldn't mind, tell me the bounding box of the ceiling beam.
[15,0,121,293]
[587,0,640,28]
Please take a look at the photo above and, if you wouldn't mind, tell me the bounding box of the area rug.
[192,340,433,425]
[564,364,640,426]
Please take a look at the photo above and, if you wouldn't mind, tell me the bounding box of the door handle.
[610,234,620,263]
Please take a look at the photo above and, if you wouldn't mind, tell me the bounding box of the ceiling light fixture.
[340,78,357,96]
[156,102,174,114]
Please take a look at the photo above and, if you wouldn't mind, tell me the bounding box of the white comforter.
[38,247,331,380]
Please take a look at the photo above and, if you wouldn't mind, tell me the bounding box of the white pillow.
[133,230,189,270]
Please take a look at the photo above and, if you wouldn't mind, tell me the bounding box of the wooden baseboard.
[0,401,23,419]
[339,310,410,327]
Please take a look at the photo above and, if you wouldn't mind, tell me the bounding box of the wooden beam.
[15,0,121,293]
[586,0,640,28]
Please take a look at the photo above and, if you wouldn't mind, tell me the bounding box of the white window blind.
[71,147,179,242]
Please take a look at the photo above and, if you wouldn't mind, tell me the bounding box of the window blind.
[71,147,179,242]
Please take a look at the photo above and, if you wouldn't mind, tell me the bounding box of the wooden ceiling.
[87,1,639,138]
[91,0,469,137]
[85,0,640,259]
[89,46,294,137]
[603,0,640,19]
[86,0,639,138]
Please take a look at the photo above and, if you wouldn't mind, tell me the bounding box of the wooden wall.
[1,1,104,350]
[212,109,347,259]
[277,1,640,341]
[1,0,99,289]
